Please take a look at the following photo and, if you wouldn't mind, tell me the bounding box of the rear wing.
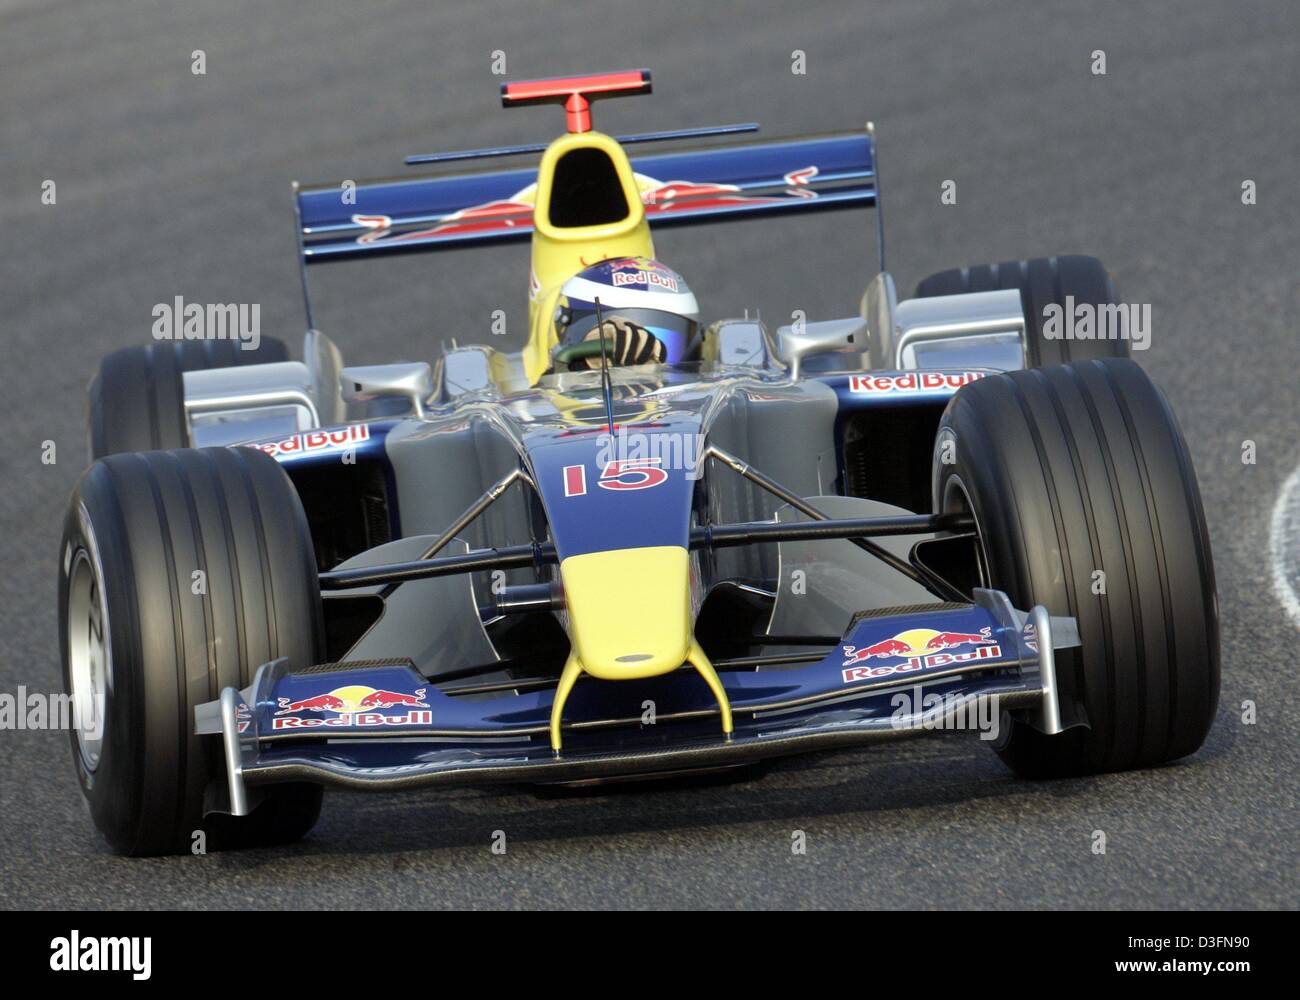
[295,130,877,264]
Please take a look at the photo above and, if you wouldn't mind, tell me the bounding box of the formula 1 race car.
[60,70,1219,854]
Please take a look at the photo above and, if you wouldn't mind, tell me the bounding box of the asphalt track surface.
[1,0,1297,909]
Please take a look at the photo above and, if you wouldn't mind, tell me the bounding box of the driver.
[550,257,701,371]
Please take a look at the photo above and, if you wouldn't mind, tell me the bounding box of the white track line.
[1268,462,1300,629]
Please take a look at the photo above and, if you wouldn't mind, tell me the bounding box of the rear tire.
[915,255,1128,366]
[933,359,1219,776]
[89,338,289,459]
[59,446,324,854]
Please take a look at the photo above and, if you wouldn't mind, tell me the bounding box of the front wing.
[196,590,1078,814]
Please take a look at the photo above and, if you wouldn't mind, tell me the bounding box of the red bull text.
[840,626,1001,683]
[272,685,431,730]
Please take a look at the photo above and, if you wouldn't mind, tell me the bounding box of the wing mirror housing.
[340,362,434,418]
[775,317,867,378]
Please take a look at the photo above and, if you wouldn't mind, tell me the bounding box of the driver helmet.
[553,257,701,368]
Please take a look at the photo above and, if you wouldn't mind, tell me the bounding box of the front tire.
[933,359,1219,776]
[60,446,324,854]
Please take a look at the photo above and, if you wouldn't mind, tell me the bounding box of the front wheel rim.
[67,547,109,773]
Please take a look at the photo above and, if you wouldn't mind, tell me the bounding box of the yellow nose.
[549,545,732,753]
[560,546,691,679]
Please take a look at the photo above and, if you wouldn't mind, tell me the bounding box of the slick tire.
[933,359,1219,777]
[89,338,289,459]
[59,446,325,855]
[915,255,1129,366]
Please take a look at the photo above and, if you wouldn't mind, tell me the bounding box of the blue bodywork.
[256,368,986,545]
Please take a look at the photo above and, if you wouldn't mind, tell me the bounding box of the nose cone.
[559,546,691,679]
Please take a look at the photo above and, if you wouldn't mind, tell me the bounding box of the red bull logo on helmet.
[611,266,679,292]
[594,255,682,292]
[273,683,432,731]
[841,625,1001,683]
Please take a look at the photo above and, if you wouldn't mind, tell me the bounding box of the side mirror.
[775,317,867,378]
[340,362,434,418]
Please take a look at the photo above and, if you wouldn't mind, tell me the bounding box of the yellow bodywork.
[521,131,730,750]
[549,545,732,752]
[523,130,656,384]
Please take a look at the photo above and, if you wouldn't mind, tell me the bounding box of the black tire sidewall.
[60,473,152,850]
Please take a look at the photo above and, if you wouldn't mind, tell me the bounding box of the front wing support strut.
[703,445,969,602]
[549,638,734,753]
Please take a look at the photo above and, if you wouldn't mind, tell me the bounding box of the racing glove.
[578,317,667,369]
